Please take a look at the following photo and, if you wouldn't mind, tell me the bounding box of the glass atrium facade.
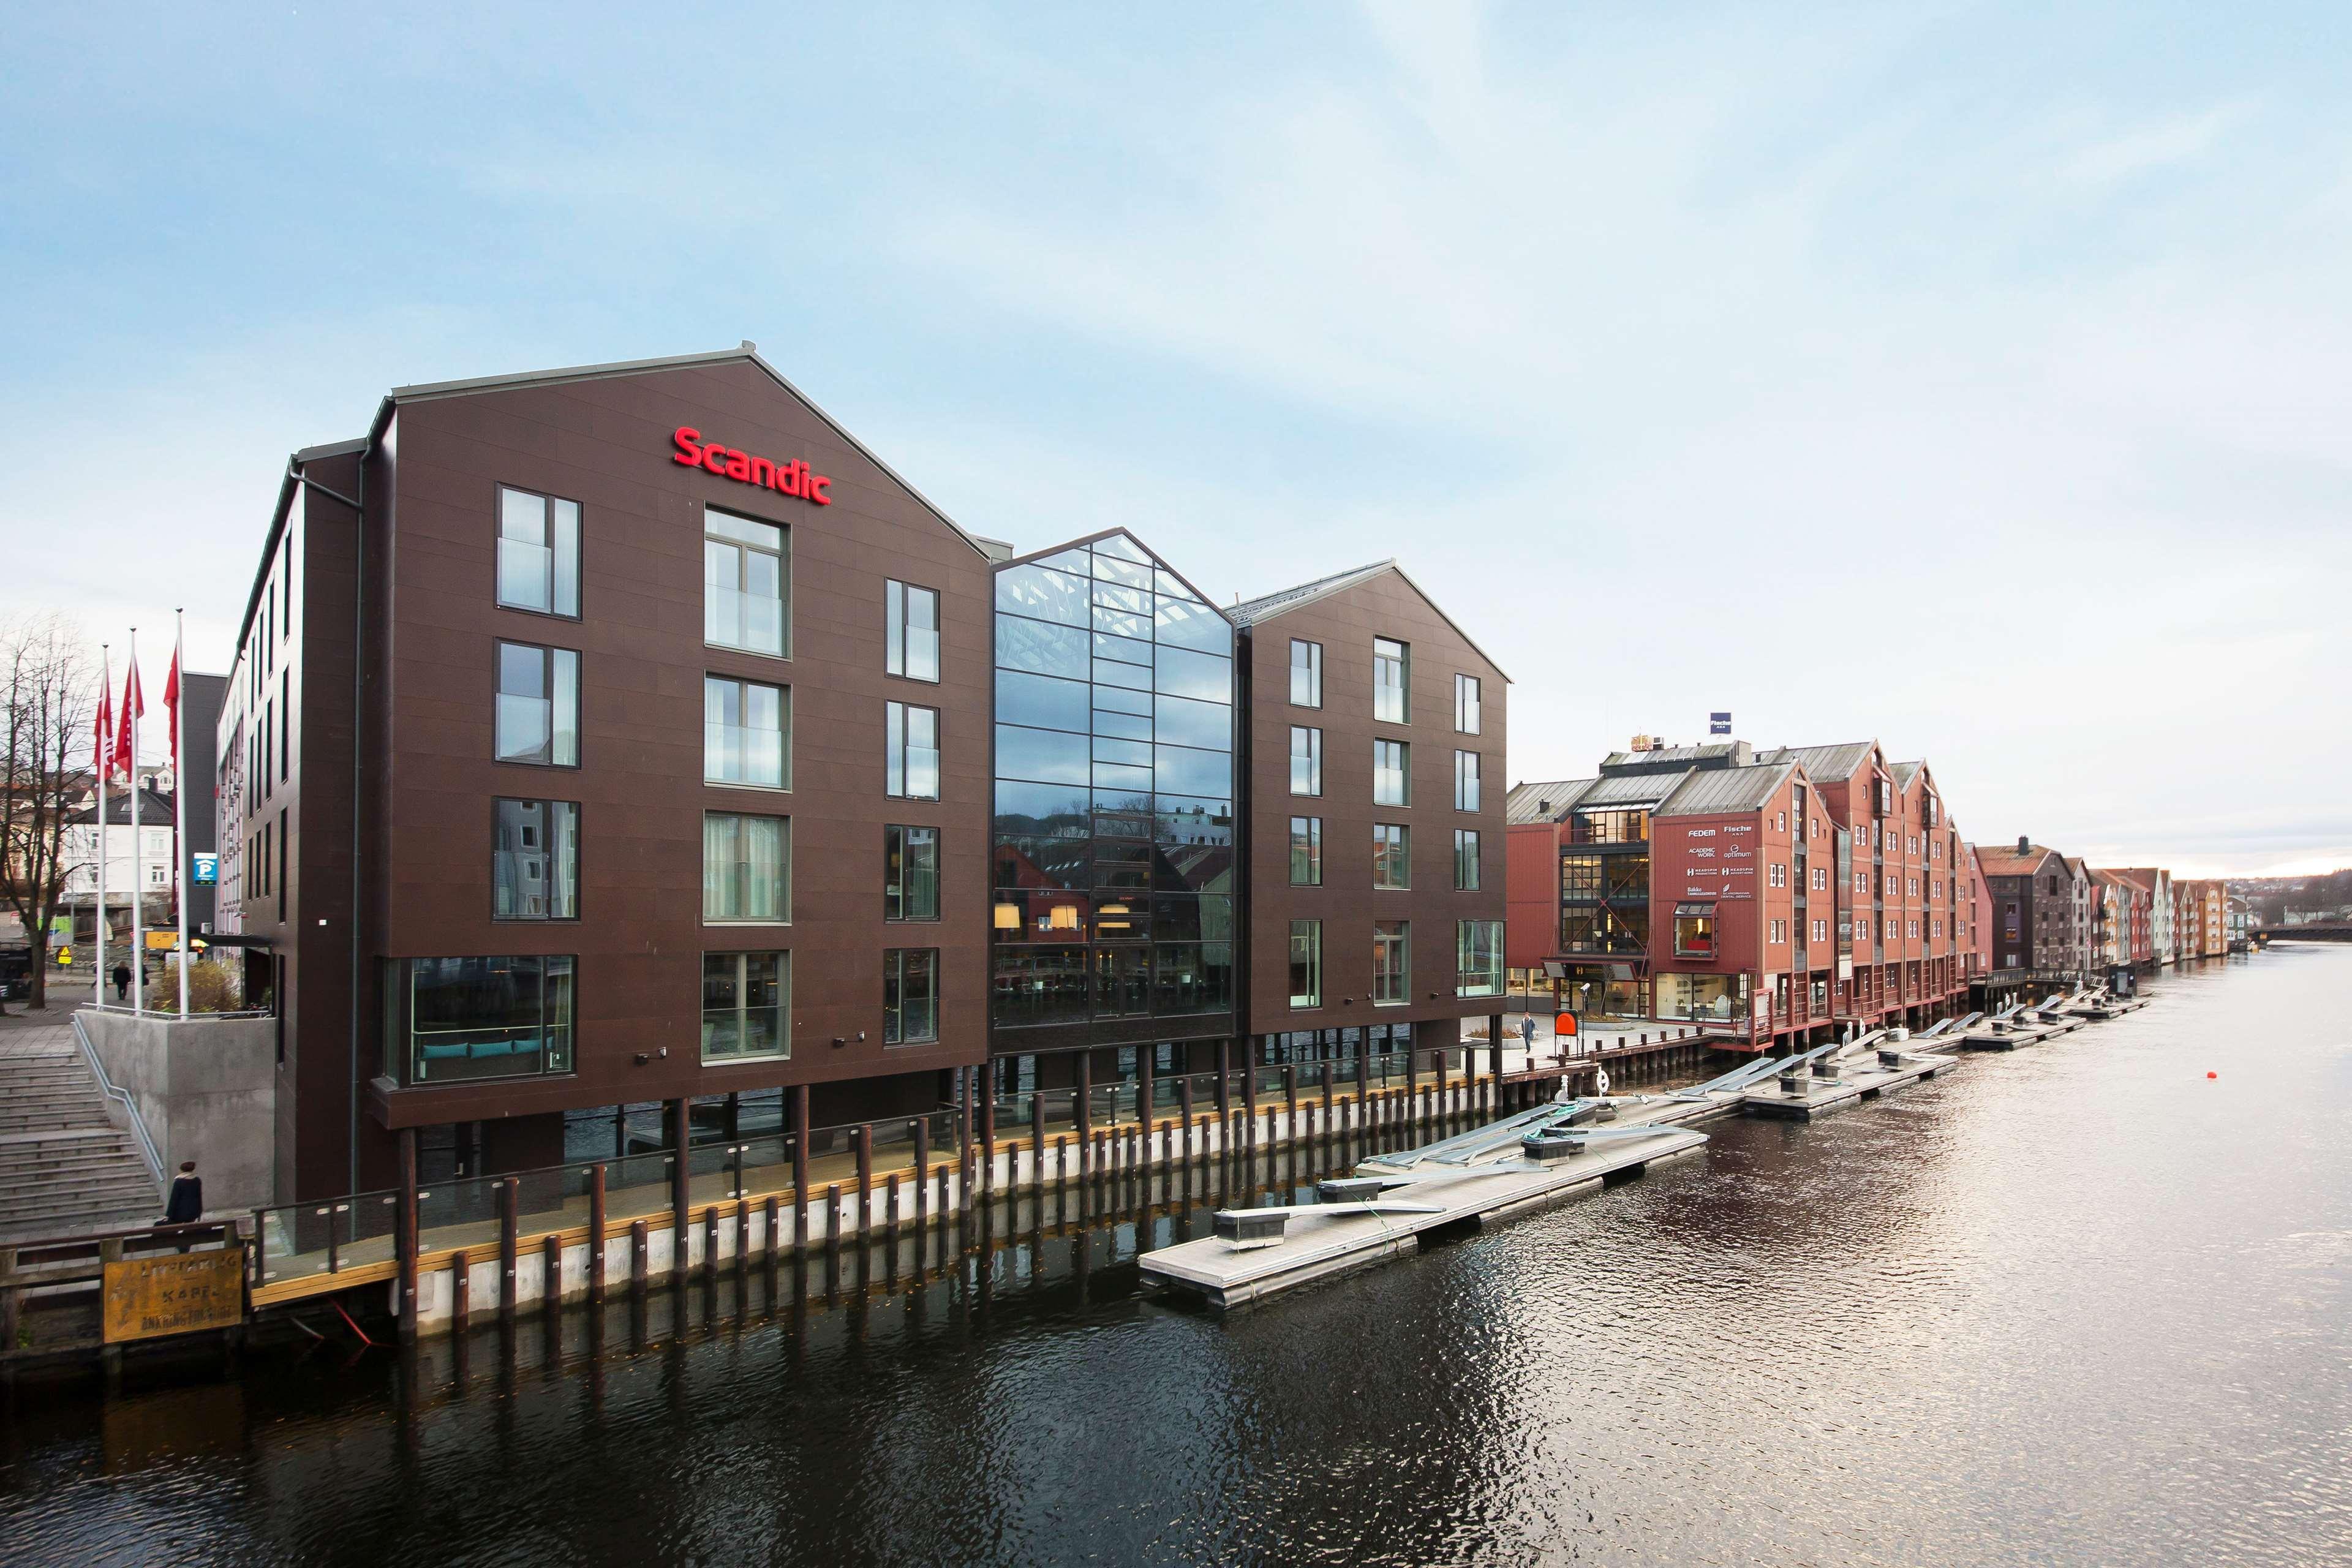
[990,532,1237,1037]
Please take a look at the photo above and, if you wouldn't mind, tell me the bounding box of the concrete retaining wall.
[78,1009,277,1212]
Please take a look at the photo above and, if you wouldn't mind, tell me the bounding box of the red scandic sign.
[672,426,832,505]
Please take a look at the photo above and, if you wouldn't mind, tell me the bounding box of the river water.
[5,948,2350,1566]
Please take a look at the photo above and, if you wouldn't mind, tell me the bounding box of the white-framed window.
[1289,817,1321,885]
[883,949,939,1044]
[1288,919,1322,1008]
[703,812,788,923]
[704,508,788,656]
[497,486,581,618]
[886,701,940,799]
[701,951,787,1063]
[1453,749,1480,812]
[1290,726,1322,796]
[1290,639,1322,707]
[1373,920,1409,1004]
[885,580,940,682]
[704,675,788,788]
[1374,739,1409,806]
[1373,637,1409,724]
[496,641,580,767]
[1455,919,1503,997]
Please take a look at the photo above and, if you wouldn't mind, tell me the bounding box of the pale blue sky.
[4,4,2346,873]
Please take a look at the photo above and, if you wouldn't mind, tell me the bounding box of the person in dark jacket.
[111,962,132,1001]
[163,1161,203,1225]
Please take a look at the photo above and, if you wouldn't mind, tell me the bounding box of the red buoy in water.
[2207,1071,2217,1079]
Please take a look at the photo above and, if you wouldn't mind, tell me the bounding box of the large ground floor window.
[1555,962,1648,1022]
[391,954,574,1084]
[1655,969,1745,1023]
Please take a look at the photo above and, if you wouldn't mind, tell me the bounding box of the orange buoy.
[2206,1071,2217,1079]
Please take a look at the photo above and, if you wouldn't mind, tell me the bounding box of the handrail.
[69,1009,167,1197]
[85,1001,276,1021]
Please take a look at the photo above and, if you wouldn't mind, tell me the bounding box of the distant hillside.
[2230,869,2352,925]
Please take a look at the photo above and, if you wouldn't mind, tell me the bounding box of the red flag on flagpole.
[162,644,181,771]
[111,660,143,783]
[94,674,111,777]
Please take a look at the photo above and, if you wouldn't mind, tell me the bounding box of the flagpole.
[96,644,110,1008]
[173,611,190,1019]
[128,628,143,1017]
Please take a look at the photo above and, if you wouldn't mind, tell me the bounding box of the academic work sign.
[102,1250,245,1343]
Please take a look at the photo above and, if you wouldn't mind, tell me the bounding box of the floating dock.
[1739,1046,1958,1120]
[1136,1123,1709,1310]
[1139,995,2147,1311]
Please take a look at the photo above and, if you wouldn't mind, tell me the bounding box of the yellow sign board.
[102,1250,246,1343]
[145,931,176,951]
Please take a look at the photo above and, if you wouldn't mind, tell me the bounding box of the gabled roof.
[1890,760,1922,791]
[997,527,1232,620]
[1230,561,1391,625]
[1579,771,1686,808]
[378,343,995,561]
[1974,843,2060,878]
[1506,778,1595,825]
[237,344,1007,668]
[1599,741,1749,772]
[1656,759,1799,818]
[1231,560,1509,682]
[1757,741,1880,782]
[69,788,176,826]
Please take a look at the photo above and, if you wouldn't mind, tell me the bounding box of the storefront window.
[1656,970,1739,1023]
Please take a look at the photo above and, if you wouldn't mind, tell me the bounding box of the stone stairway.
[0,1022,162,1242]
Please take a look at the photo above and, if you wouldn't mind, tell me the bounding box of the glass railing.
[252,1188,401,1283]
[254,1106,974,1286]
[705,722,786,788]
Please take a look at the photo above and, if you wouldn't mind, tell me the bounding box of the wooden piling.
[629,1221,648,1292]
[589,1163,608,1303]
[498,1180,519,1321]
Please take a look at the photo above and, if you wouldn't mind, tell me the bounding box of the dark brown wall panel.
[1240,570,1507,1037]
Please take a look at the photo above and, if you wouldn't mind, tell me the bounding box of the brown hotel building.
[218,347,1506,1200]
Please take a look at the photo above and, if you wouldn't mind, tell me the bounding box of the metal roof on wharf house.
[1598,741,1752,774]
[1654,758,1801,817]
[1755,741,1881,780]
[1506,778,1596,825]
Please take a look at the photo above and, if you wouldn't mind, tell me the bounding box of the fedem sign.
[672,426,833,505]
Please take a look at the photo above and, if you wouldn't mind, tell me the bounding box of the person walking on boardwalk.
[111,960,132,1001]
[1520,1012,1536,1060]
[163,1161,203,1225]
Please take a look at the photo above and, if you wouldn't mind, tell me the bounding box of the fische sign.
[672,426,832,505]
[102,1250,245,1344]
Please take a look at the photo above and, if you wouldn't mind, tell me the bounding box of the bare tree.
[0,614,96,1012]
